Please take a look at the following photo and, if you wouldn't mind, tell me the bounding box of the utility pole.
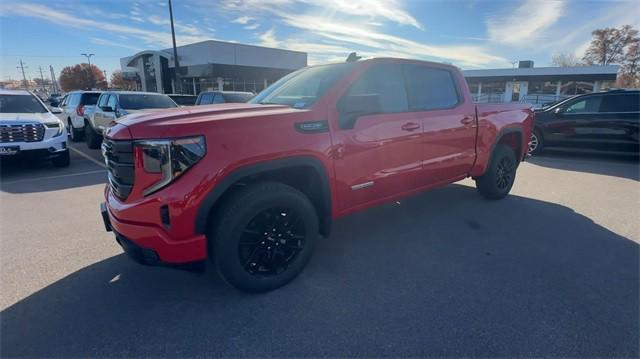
[49,65,59,94]
[168,0,181,93]
[103,70,108,88]
[50,66,57,93]
[17,59,28,89]
[81,53,95,89]
[38,66,46,91]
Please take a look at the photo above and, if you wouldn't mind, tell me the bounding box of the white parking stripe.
[0,169,106,185]
[69,145,106,168]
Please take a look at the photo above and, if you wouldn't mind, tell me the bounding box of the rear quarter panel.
[471,103,533,177]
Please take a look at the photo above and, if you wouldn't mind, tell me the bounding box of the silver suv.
[86,91,177,148]
[58,91,102,142]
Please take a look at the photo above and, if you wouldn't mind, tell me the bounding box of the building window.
[560,81,594,96]
[466,80,480,95]
[481,81,506,103]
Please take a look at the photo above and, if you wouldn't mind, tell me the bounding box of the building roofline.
[462,65,619,78]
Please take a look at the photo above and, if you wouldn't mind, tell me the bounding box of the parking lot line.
[0,169,106,185]
[69,145,106,168]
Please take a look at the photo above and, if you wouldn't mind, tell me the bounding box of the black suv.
[530,90,639,155]
[195,91,254,105]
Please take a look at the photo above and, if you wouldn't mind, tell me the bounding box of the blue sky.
[1,0,639,81]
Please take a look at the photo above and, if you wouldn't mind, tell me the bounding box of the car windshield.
[119,94,178,110]
[0,94,48,113]
[249,63,355,108]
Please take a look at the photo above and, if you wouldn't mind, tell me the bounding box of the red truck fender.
[194,155,333,237]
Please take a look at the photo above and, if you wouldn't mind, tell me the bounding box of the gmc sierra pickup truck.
[100,57,533,292]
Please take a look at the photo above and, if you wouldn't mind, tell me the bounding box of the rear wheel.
[68,120,83,142]
[85,121,102,149]
[211,182,318,292]
[475,144,517,200]
[51,149,70,167]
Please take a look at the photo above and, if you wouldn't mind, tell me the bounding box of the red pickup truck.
[100,57,533,292]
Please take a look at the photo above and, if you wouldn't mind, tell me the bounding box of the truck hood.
[113,103,307,138]
[0,112,59,124]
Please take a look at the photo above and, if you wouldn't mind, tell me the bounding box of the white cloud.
[487,0,566,46]
[90,37,142,52]
[258,28,280,47]
[0,3,212,48]
[244,23,260,30]
[232,16,254,24]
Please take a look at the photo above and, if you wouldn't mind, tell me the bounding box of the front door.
[544,94,602,149]
[332,63,424,213]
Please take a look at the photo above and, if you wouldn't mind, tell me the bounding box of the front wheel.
[211,182,318,292]
[475,144,517,200]
[528,129,543,155]
[85,121,102,149]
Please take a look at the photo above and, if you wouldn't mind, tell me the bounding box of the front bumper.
[0,132,67,156]
[101,201,207,265]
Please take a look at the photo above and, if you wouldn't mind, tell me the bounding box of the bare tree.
[583,25,639,65]
[551,53,583,67]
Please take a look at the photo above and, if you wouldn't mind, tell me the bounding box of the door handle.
[461,117,474,125]
[401,122,420,131]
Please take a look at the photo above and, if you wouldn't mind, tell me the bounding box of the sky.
[1,0,639,82]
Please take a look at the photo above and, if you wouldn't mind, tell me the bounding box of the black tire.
[528,129,543,155]
[85,121,102,149]
[68,120,83,142]
[51,149,70,167]
[211,182,318,292]
[475,144,517,200]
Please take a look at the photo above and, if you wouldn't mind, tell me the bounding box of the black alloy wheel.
[239,207,306,276]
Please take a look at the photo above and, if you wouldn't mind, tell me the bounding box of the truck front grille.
[102,138,135,200]
[0,123,45,143]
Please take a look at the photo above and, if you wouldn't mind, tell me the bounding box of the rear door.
[404,64,477,183]
[597,93,640,153]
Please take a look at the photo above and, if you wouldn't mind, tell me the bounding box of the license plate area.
[0,146,19,155]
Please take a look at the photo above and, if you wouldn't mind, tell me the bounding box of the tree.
[110,70,137,91]
[551,53,583,67]
[582,25,639,65]
[58,63,107,91]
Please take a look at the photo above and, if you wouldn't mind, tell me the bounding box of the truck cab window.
[347,64,408,113]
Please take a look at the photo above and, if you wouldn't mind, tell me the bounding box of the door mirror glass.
[337,94,382,128]
[554,107,564,114]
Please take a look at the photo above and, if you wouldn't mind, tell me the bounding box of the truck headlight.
[45,120,64,137]
[136,136,206,196]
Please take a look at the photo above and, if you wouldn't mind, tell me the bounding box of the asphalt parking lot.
[1,144,638,357]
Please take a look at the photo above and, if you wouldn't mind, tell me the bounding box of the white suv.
[0,89,70,167]
[58,90,101,142]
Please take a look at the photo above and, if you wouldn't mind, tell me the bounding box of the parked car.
[529,89,640,155]
[47,93,62,106]
[195,91,253,105]
[86,91,178,149]
[0,89,69,166]
[100,57,533,292]
[58,90,102,142]
[168,94,197,106]
[51,94,66,108]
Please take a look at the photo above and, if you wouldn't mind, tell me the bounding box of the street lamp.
[81,53,95,89]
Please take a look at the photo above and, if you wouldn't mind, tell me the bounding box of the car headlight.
[136,136,206,196]
[44,120,64,137]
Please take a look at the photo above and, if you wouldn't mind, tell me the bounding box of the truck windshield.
[119,94,178,110]
[0,94,48,113]
[250,63,355,108]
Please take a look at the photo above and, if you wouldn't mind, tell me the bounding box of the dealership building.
[462,61,619,106]
[120,40,307,94]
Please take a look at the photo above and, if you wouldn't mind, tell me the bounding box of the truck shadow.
[528,152,639,181]
[1,184,638,357]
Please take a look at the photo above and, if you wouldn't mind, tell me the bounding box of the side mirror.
[554,107,564,114]
[101,106,114,112]
[337,94,382,129]
[50,107,62,114]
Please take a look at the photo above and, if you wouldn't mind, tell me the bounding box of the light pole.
[168,0,181,93]
[81,53,95,89]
